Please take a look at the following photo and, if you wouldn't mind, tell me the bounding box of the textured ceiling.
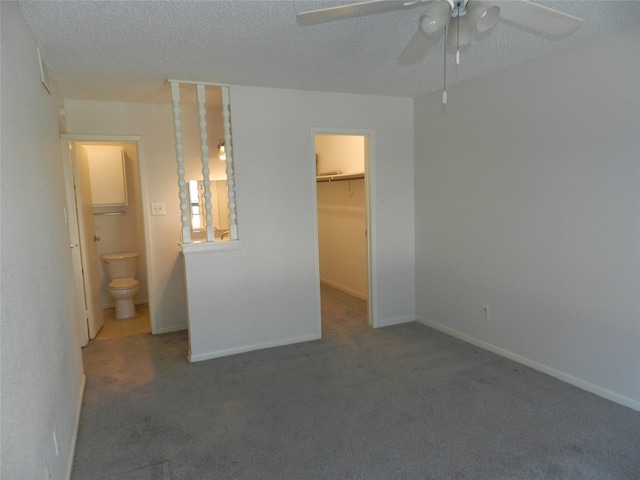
[18,1,640,104]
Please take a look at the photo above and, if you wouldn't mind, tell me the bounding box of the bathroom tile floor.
[94,303,151,341]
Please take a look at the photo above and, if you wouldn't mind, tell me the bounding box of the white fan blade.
[398,1,449,66]
[398,29,439,65]
[493,0,582,36]
[297,0,408,24]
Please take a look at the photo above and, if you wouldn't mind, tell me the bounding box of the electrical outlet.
[482,305,490,319]
[151,202,166,216]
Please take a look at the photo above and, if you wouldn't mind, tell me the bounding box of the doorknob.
[94,235,101,242]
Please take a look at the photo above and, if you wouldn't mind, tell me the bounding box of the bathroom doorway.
[314,132,373,332]
[61,135,152,344]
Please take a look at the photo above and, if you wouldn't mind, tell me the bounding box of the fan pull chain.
[456,2,461,65]
[443,23,447,105]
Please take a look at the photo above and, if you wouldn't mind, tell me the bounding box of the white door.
[62,142,90,346]
[71,143,104,338]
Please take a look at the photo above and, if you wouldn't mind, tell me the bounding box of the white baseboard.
[66,373,86,480]
[376,314,415,328]
[416,316,640,412]
[154,324,188,335]
[102,299,149,309]
[188,333,321,363]
[320,278,367,300]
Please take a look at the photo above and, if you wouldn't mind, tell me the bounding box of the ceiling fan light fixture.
[419,0,452,34]
[217,138,226,161]
[446,15,471,47]
[466,1,500,32]
[297,0,583,70]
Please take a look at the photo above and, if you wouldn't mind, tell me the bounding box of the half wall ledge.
[180,240,243,255]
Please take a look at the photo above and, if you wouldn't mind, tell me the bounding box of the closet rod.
[316,173,364,183]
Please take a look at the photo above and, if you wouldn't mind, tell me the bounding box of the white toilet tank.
[102,251,139,279]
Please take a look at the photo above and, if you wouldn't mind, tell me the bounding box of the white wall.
[0,2,85,478]
[66,86,415,358]
[316,134,365,175]
[317,179,368,299]
[65,94,228,333]
[414,25,640,409]
[64,101,200,333]
[186,86,415,360]
[316,135,368,299]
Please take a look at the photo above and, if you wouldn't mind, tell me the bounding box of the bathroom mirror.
[188,179,230,239]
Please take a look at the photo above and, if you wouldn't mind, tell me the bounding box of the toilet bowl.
[102,251,140,320]
[107,278,140,319]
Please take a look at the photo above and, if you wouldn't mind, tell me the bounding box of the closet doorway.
[314,132,373,331]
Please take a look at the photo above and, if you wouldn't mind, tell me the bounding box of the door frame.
[60,134,156,335]
[310,128,377,331]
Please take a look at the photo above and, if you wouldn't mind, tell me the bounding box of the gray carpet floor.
[71,285,640,479]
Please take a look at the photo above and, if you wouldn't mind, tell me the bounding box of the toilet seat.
[108,278,139,290]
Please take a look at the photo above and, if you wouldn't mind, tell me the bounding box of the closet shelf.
[316,172,364,182]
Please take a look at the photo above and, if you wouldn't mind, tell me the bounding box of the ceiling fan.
[296,0,583,66]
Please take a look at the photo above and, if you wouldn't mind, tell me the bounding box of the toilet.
[102,251,140,319]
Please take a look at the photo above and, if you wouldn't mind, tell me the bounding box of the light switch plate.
[151,202,166,216]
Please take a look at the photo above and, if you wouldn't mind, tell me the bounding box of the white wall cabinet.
[85,145,127,206]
